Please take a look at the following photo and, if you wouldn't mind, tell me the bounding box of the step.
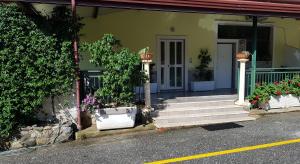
[155,116,256,128]
[157,104,241,112]
[159,94,237,101]
[155,106,244,117]
[155,100,236,109]
[158,95,237,103]
[154,111,250,123]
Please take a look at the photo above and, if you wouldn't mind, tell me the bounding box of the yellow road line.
[145,138,300,164]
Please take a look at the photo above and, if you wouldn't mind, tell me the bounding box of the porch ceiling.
[10,0,300,18]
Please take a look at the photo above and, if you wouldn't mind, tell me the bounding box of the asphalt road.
[1,112,300,164]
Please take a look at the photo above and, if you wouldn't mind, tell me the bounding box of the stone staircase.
[152,94,256,128]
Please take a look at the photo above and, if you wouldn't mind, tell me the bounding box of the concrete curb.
[249,107,300,116]
[75,123,156,140]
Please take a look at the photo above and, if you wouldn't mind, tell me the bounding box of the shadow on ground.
[201,123,244,131]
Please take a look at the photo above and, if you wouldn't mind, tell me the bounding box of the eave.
[6,0,300,18]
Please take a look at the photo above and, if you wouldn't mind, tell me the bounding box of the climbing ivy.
[0,4,81,139]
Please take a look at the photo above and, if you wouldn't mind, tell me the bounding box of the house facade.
[21,0,300,127]
[33,4,300,93]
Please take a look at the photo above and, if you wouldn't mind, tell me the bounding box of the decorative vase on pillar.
[235,51,250,106]
[236,51,250,60]
[140,52,153,61]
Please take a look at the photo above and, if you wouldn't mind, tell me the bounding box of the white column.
[237,59,248,105]
[143,62,151,108]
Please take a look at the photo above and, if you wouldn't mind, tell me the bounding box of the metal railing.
[245,68,300,96]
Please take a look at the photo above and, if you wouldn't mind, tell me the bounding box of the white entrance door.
[159,39,184,90]
[216,43,233,89]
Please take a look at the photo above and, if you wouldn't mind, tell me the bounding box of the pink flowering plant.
[248,77,300,108]
[81,94,103,114]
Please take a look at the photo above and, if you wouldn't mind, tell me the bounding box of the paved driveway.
[1,112,300,164]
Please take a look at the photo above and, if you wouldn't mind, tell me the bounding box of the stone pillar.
[237,59,249,105]
[143,62,151,109]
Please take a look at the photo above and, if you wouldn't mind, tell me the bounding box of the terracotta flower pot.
[236,51,250,60]
[140,52,153,61]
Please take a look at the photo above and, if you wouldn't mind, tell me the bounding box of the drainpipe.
[250,16,258,94]
[71,0,82,130]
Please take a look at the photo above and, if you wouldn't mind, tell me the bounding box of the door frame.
[216,39,239,89]
[156,35,188,92]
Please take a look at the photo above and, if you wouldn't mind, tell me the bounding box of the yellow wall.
[79,9,300,70]
[79,10,245,70]
[32,4,300,70]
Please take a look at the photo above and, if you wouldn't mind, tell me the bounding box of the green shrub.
[0,4,79,138]
[83,34,144,106]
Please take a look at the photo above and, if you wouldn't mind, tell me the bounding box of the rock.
[36,138,50,145]
[20,130,29,136]
[20,134,31,142]
[42,129,53,139]
[44,126,52,130]
[21,127,32,131]
[26,126,33,130]
[33,127,44,131]
[30,130,42,139]
[51,126,74,143]
[22,138,36,147]
[10,141,23,150]
[52,124,59,130]
[30,132,37,138]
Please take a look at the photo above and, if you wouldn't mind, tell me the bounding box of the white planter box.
[134,83,158,94]
[285,94,300,107]
[268,95,300,109]
[190,81,215,91]
[95,106,137,130]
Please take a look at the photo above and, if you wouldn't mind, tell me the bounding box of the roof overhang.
[6,0,300,18]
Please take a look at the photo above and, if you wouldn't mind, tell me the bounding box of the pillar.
[143,62,151,109]
[250,16,258,94]
[71,0,81,130]
[237,59,249,105]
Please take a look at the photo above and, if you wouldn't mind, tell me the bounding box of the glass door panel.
[159,39,184,90]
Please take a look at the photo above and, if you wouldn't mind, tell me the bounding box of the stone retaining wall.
[10,110,76,150]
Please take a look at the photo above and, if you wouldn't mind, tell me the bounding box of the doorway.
[216,39,239,89]
[159,39,185,90]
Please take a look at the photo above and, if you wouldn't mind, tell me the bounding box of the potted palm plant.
[191,49,215,91]
[83,34,145,130]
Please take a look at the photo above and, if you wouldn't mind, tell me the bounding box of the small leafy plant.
[194,49,213,81]
[81,94,103,114]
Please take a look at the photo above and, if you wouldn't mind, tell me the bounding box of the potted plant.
[191,49,215,91]
[248,78,300,110]
[83,34,145,130]
[136,47,158,93]
[81,94,102,125]
[236,51,250,60]
[139,47,153,61]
